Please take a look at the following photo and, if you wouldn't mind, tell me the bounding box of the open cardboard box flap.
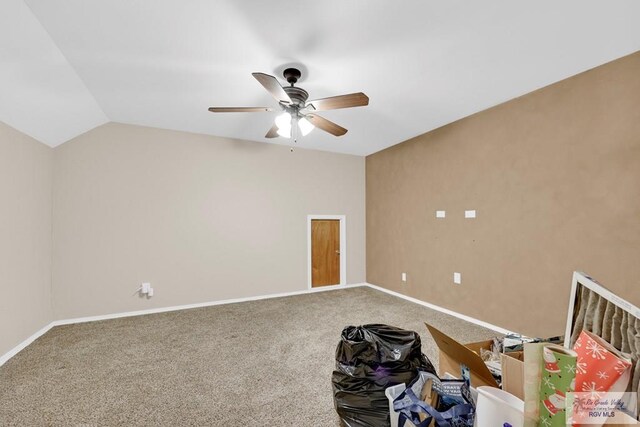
[425,322,499,388]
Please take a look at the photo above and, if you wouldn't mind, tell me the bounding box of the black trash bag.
[332,324,436,427]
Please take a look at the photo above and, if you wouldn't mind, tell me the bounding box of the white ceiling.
[3,1,640,155]
[0,0,107,146]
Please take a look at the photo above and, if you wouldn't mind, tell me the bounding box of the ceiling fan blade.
[265,124,279,138]
[252,72,292,104]
[305,114,348,137]
[307,92,369,111]
[208,107,274,113]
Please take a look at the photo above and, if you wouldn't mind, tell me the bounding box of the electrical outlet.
[141,282,150,294]
[401,272,407,282]
[453,272,461,284]
[436,210,446,219]
[464,210,476,218]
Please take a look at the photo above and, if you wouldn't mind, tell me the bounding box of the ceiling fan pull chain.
[291,117,297,152]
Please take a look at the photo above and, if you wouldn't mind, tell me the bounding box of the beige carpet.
[0,286,498,426]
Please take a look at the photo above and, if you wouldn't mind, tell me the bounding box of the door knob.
[336,250,340,254]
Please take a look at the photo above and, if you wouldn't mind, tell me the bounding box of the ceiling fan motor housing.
[281,68,308,107]
[282,68,309,108]
[283,86,308,107]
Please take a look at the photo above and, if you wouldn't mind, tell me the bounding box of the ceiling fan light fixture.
[277,126,291,138]
[275,111,292,138]
[298,117,314,136]
[275,112,291,130]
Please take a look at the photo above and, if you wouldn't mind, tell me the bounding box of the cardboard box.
[425,323,499,389]
[500,351,524,400]
[426,322,526,396]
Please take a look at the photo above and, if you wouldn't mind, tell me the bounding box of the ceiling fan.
[208,68,369,140]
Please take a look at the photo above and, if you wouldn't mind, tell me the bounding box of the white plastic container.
[475,386,524,427]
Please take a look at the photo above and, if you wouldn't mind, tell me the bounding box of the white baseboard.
[0,283,365,367]
[0,322,55,367]
[54,283,367,326]
[1,281,510,367]
[365,282,513,335]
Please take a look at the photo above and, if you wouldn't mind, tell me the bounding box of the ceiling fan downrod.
[283,68,301,86]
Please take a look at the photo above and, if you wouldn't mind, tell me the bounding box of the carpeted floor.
[0,286,498,426]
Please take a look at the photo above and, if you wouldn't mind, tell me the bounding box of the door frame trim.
[307,214,346,289]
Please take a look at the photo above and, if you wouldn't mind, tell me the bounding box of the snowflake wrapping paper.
[570,330,633,425]
[573,330,632,394]
[536,344,578,427]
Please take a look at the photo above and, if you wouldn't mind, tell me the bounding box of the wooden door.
[311,219,340,287]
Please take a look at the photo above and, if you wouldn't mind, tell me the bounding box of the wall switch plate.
[453,272,461,284]
[464,210,476,218]
[436,210,446,218]
[401,272,407,282]
[141,282,151,294]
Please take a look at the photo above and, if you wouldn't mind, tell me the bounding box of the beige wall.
[366,52,640,337]
[0,122,53,357]
[53,123,365,319]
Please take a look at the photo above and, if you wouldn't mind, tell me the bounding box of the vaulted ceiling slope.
[3,1,640,155]
[0,0,108,146]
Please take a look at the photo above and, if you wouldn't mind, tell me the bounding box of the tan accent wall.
[0,122,53,357]
[366,52,640,337]
[52,123,365,319]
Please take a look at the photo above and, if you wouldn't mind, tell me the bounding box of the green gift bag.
[537,345,577,427]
